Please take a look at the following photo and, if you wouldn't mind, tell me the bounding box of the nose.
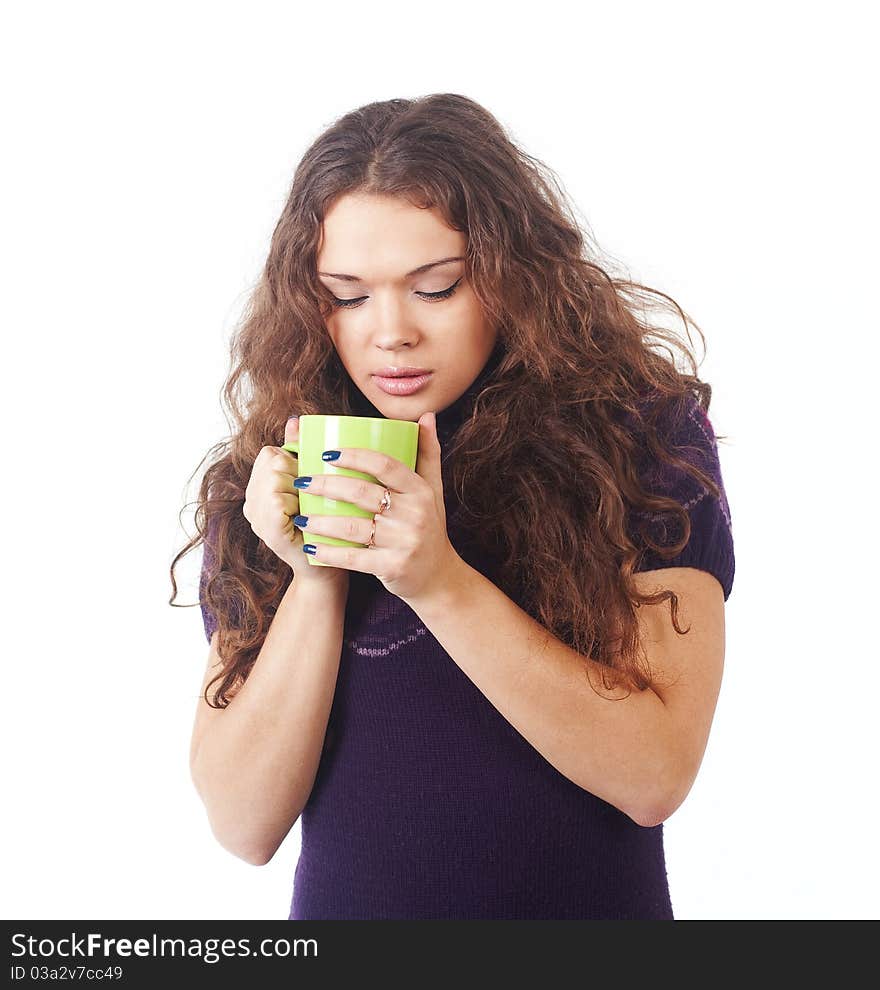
[371,292,421,350]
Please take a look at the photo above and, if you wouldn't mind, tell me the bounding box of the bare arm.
[189,572,349,865]
[404,561,725,828]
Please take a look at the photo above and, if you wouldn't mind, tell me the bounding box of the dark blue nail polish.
[293,514,308,528]
[303,544,317,555]
[294,476,312,489]
[322,449,341,461]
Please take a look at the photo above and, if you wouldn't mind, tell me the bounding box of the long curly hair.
[169,92,726,709]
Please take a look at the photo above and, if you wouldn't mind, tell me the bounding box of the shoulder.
[624,391,728,507]
[623,390,736,601]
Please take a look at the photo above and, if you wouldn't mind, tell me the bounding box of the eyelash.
[330,277,463,309]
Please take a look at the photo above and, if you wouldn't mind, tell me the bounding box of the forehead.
[317,193,465,278]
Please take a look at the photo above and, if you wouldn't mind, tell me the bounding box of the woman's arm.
[404,560,725,828]
[189,573,349,865]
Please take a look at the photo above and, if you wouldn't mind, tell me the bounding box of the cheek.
[325,325,352,365]
[325,313,349,344]
[453,298,493,340]
[429,293,482,330]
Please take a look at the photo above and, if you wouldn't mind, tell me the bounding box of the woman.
[172,93,735,920]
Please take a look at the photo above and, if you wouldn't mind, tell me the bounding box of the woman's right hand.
[243,416,349,588]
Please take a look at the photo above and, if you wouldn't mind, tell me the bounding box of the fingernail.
[322,450,341,461]
[287,415,299,423]
[303,544,317,555]
[293,476,312,489]
[293,515,308,528]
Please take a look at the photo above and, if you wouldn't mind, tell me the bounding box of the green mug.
[283,414,420,566]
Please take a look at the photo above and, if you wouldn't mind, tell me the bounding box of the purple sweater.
[200,356,735,920]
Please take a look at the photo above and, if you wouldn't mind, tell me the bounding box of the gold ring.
[365,488,391,548]
[365,517,377,549]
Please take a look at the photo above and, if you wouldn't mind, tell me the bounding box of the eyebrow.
[317,256,465,283]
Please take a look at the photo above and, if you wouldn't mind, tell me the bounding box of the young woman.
[173,93,735,920]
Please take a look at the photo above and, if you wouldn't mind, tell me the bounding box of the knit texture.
[621,392,735,600]
[199,352,735,919]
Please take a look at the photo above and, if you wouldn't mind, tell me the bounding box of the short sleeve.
[199,515,219,644]
[627,395,735,601]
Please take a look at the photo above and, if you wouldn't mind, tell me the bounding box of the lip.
[371,371,434,396]
[373,366,432,377]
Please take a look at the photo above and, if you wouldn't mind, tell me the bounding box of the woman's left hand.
[292,411,463,604]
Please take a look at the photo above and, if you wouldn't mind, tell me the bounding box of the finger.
[293,512,373,545]
[319,447,415,494]
[273,492,299,515]
[268,453,301,492]
[283,415,300,448]
[300,540,377,575]
[415,411,443,493]
[296,473,388,514]
[272,415,301,483]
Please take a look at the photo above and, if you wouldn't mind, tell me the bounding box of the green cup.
[283,415,420,566]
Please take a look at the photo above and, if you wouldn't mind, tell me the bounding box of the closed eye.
[330,277,463,310]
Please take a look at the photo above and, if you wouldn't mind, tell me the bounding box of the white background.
[2,1,877,920]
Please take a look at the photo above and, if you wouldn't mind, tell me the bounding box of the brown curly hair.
[169,92,726,709]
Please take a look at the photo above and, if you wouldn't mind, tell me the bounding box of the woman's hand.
[289,411,463,605]
[242,416,349,589]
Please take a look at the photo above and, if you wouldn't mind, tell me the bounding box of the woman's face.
[316,192,498,420]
